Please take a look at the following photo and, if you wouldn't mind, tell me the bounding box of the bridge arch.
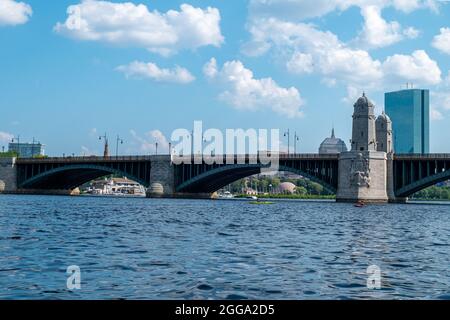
[176,164,337,194]
[19,164,149,190]
[396,170,450,198]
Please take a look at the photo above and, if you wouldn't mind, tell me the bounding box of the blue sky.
[0,0,450,156]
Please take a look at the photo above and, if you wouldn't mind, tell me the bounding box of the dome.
[377,112,391,123]
[319,128,348,154]
[354,92,374,109]
[279,182,296,194]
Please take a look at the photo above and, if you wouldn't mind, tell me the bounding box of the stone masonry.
[0,157,18,193]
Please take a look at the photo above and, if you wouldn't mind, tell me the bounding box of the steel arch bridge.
[174,154,339,194]
[13,153,450,199]
[17,156,152,190]
[393,154,450,198]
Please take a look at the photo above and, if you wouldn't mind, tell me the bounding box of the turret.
[376,112,393,153]
[351,93,377,152]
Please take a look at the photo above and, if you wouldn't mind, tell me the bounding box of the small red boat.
[354,201,365,208]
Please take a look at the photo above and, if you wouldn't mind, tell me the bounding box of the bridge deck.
[394,153,450,160]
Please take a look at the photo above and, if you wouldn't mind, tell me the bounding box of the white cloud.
[202,57,218,79]
[248,0,433,50]
[430,71,450,119]
[248,0,348,21]
[0,0,32,26]
[403,26,420,39]
[286,52,314,74]
[204,58,304,118]
[245,18,384,84]
[54,1,224,56]
[432,27,450,55]
[248,0,438,21]
[116,61,195,84]
[244,18,441,89]
[0,131,14,144]
[357,5,402,48]
[81,145,98,156]
[130,129,170,154]
[342,85,360,105]
[382,50,442,85]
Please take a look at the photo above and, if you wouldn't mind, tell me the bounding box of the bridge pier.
[0,158,18,194]
[336,151,390,203]
[147,156,176,198]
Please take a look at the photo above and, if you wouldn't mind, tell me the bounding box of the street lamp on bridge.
[284,129,290,155]
[294,132,300,154]
[116,135,124,157]
[99,133,109,157]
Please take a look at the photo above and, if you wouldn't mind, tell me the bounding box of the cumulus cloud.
[244,18,441,89]
[54,1,224,56]
[248,0,438,21]
[429,71,450,120]
[342,85,360,105]
[204,58,304,118]
[357,5,403,48]
[403,26,420,39]
[0,131,14,144]
[130,129,170,154]
[0,0,32,26]
[248,0,434,50]
[432,27,450,55]
[116,61,195,84]
[286,52,314,74]
[382,50,442,85]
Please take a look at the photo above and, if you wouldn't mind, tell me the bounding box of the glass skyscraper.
[385,89,430,154]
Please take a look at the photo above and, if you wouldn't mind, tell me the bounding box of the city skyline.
[1,0,450,156]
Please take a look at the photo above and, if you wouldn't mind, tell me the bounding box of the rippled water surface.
[0,195,449,300]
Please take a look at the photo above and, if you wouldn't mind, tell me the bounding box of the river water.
[0,195,449,300]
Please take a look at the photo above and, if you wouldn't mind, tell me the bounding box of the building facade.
[385,89,430,154]
[8,142,45,158]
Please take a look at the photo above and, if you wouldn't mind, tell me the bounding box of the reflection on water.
[0,195,449,300]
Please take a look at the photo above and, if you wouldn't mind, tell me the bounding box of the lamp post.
[116,135,123,157]
[294,132,300,154]
[284,129,290,155]
[155,142,158,155]
[99,133,109,157]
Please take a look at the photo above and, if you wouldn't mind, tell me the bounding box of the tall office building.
[385,89,429,154]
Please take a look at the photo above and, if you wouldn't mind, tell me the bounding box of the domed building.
[279,182,296,194]
[319,128,348,154]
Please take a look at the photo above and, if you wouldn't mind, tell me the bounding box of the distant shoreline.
[234,194,335,200]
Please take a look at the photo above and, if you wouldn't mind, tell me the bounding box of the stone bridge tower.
[336,94,389,202]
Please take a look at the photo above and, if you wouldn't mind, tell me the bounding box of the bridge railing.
[394,153,450,160]
[16,155,155,163]
[16,153,341,164]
